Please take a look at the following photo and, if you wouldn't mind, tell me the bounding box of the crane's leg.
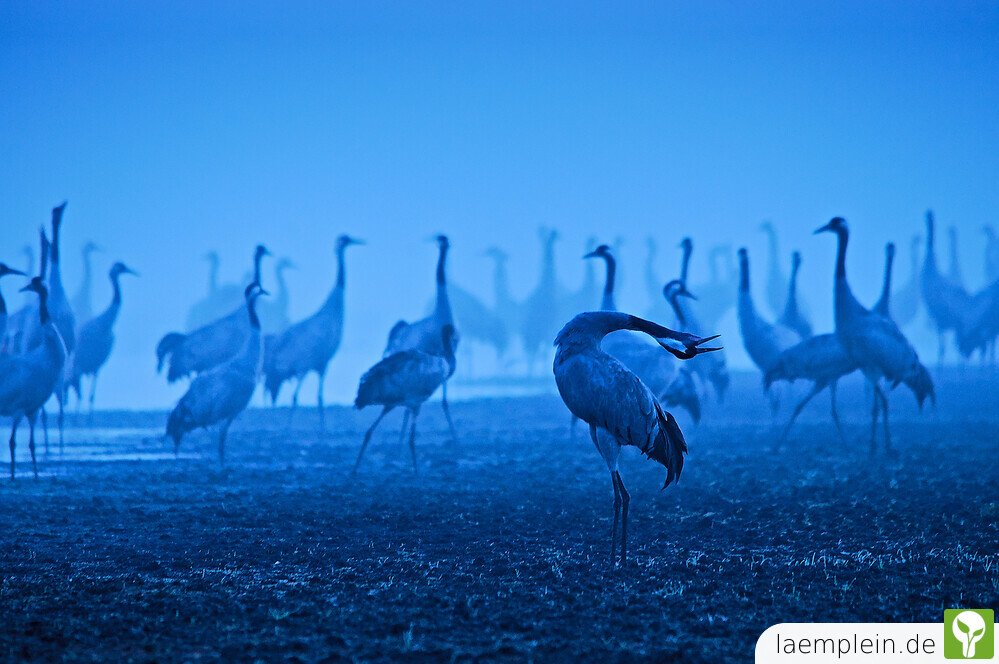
[407,407,420,474]
[397,410,411,449]
[353,407,389,475]
[829,381,847,447]
[590,424,624,565]
[777,383,823,450]
[218,419,233,465]
[616,471,631,565]
[28,413,38,480]
[8,415,21,480]
[441,382,458,443]
[317,370,327,434]
[875,385,892,453]
[57,388,65,455]
[41,407,49,455]
[288,379,303,429]
[88,373,99,427]
[609,470,622,564]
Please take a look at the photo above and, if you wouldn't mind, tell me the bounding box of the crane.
[553,311,719,564]
[521,228,561,374]
[68,262,138,419]
[760,221,787,318]
[185,251,244,332]
[1,276,67,478]
[353,325,457,474]
[383,235,459,442]
[675,238,730,402]
[921,211,971,364]
[778,251,813,339]
[157,245,269,382]
[891,235,922,328]
[816,217,934,453]
[70,241,101,325]
[166,283,266,463]
[263,235,362,431]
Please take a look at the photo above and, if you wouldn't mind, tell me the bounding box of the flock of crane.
[2,202,998,564]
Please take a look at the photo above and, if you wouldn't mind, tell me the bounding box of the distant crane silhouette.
[690,245,737,332]
[383,235,459,442]
[185,251,244,332]
[660,279,703,423]
[257,257,295,335]
[521,228,561,373]
[157,245,269,382]
[872,243,896,319]
[984,225,999,284]
[891,235,922,328]
[816,217,934,453]
[1,275,67,478]
[921,211,971,364]
[675,238,730,402]
[760,221,787,318]
[778,251,813,339]
[955,278,999,360]
[70,241,101,324]
[68,262,139,419]
[947,226,965,290]
[20,203,75,451]
[764,333,858,448]
[0,264,27,351]
[563,236,599,321]
[264,235,362,431]
[430,279,509,364]
[737,248,801,412]
[553,311,720,564]
[166,283,266,463]
[484,247,520,357]
[353,325,457,474]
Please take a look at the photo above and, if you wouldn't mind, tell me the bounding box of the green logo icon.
[945,609,994,659]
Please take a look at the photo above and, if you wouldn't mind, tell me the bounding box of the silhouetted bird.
[921,211,971,364]
[553,311,720,565]
[157,245,269,382]
[1,276,67,478]
[891,235,922,328]
[264,236,362,430]
[353,325,457,474]
[778,251,812,339]
[69,262,138,418]
[70,241,101,325]
[185,251,244,332]
[383,235,459,442]
[675,238,730,402]
[817,217,934,453]
[521,228,561,373]
[760,220,787,318]
[166,283,266,463]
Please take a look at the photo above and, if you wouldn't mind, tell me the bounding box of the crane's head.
[110,262,139,278]
[583,244,612,260]
[337,235,365,251]
[483,246,507,262]
[52,201,67,227]
[83,241,102,255]
[658,332,722,360]
[255,245,271,260]
[426,234,449,250]
[814,217,847,235]
[663,279,696,301]
[678,237,692,252]
[0,263,26,279]
[20,276,47,297]
[791,251,802,269]
[885,242,896,260]
[203,251,219,263]
[759,220,774,234]
[276,257,297,271]
[244,282,269,299]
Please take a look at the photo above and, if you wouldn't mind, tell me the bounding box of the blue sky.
[1,1,997,408]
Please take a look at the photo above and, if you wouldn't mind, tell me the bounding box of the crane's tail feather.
[643,402,688,489]
[156,332,186,374]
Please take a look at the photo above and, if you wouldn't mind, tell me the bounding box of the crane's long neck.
[557,311,691,356]
[666,289,687,328]
[492,258,510,307]
[600,254,616,311]
[434,245,451,320]
[37,289,51,325]
[541,236,556,286]
[321,248,347,315]
[831,226,861,319]
[782,257,800,316]
[680,243,692,284]
[237,295,263,373]
[253,252,264,285]
[948,229,962,283]
[108,272,123,314]
[208,258,219,293]
[877,249,894,311]
[924,214,940,274]
[738,254,759,323]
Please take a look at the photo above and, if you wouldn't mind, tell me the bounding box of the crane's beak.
[679,287,697,301]
[813,222,832,235]
[348,238,366,246]
[5,268,26,277]
[125,267,140,277]
[583,250,600,259]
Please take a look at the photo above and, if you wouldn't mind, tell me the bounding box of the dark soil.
[1,369,997,663]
